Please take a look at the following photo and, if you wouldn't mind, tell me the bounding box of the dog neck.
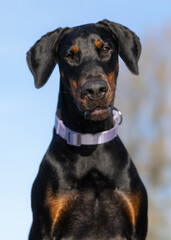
[56,82,114,134]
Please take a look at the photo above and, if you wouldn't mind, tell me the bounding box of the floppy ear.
[27,28,65,88]
[98,19,141,75]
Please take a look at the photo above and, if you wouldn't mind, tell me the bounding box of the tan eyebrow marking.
[95,40,102,49]
[71,45,79,54]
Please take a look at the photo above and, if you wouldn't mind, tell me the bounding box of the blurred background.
[0,0,170,239]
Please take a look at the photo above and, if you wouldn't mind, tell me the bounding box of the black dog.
[27,19,148,240]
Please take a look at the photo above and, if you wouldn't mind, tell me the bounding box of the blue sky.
[0,1,171,239]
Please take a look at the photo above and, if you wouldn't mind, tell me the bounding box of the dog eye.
[102,47,110,54]
[66,54,74,60]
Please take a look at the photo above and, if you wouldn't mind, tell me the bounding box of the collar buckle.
[67,132,81,146]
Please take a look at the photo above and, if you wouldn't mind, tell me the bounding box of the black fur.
[27,20,148,240]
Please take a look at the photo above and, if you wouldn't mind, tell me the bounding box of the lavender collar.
[55,108,122,146]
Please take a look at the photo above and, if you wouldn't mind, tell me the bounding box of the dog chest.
[46,162,135,239]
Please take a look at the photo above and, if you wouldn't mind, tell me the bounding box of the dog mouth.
[84,106,111,121]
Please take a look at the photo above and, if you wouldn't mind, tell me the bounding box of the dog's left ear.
[27,28,66,88]
[98,19,141,75]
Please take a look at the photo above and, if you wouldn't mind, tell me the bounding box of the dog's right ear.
[98,19,141,75]
[27,28,66,88]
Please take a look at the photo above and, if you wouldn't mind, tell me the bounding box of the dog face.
[27,20,141,121]
[57,24,119,121]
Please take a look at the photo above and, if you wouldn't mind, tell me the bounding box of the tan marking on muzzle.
[115,60,119,76]
[108,72,116,89]
[72,79,77,93]
[116,60,119,71]
[61,70,65,78]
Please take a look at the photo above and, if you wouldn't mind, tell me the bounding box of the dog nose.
[81,79,108,100]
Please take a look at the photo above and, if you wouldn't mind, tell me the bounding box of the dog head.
[27,20,141,121]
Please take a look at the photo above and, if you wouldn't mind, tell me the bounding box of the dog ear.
[98,19,141,75]
[27,28,65,88]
